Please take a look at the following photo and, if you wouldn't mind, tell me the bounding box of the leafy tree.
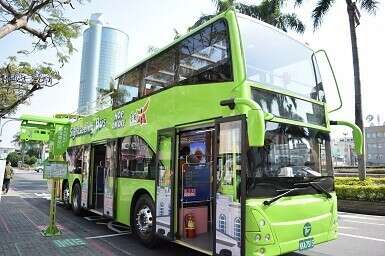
[311,0,379,180]
[191,0,305,33]
[0,0,88,116]
[6,151,21,167]
[24,154,37,165]
[0,57,61,117]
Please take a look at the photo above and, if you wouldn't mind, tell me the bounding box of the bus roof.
[20,114,70,125]
[115,9,315,81]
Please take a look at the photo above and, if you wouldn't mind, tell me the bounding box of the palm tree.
[311,0,378,180]
[191,0,305,34]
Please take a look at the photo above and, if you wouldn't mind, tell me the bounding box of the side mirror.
[247,109,265,147]
[330,120,363,155]
[314,50,342,113]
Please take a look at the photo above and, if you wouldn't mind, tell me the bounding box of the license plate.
[299,237,315,251]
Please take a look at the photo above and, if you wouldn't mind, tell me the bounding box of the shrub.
[24,155,37,166]
[6,152,21,167]
[335,177,385,201]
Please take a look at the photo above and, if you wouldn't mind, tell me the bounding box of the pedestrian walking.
[2,161,14,194]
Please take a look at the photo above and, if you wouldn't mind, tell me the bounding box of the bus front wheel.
[72,183,82,216]
[133,194,159,248]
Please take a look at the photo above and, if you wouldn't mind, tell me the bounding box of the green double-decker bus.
[36,9,363,256]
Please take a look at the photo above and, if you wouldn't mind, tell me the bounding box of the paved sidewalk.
[0,193,129,256]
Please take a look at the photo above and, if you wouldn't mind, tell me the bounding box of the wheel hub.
[63,188,70,203]
[136,205,153,234]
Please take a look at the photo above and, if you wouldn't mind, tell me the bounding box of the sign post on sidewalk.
[41,161,68,236]
[18,115,71,237]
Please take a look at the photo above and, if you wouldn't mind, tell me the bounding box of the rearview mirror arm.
[330,120,363,155]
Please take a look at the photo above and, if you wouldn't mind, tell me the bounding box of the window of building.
[168,204,172,216]
[366,133,371,138]
[219,214,226,233]
[234,217,241,242]
[377,132,383,137]
[368,154,372,159]
[119,135,156,179]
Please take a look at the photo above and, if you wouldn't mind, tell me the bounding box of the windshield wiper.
[263,187,304,206]
[294,182,332,199]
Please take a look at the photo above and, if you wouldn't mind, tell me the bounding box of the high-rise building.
[77,13,129,114]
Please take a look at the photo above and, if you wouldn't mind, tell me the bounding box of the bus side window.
[113,66,141,107]
[119,135,156,180]
[67,146,83,174]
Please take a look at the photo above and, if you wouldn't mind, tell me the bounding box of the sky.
[0,0,384,148]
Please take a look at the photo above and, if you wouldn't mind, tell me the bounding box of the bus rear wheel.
[72,183,82,216]
[133,194,159,248]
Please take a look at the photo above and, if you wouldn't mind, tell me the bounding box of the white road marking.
[85,232,129,240]
[339,214,385,222]
[343,220,385,226]
[339,233,385,243]
[338,226,356,230]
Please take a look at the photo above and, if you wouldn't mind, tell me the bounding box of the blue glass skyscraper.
[77,13,129,114]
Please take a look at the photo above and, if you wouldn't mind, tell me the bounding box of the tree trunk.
[0,16,27,39]
[346,0,366,180]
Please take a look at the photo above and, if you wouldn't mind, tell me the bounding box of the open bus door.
[214,117,246,256]
[155,128,176,240]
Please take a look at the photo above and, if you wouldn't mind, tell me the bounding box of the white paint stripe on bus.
[339,233,385,243]
[343,220,385,226]
[85,232,129,240]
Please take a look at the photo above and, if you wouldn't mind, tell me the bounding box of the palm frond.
[312,0,336,30]
[358,0,379,14]
[293,0,304,7]
[280,13,305,34]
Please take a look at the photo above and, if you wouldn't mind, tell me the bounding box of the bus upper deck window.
[114,67,141,107]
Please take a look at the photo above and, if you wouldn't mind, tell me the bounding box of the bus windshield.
[237,14,325,102]
[247,122,333,197]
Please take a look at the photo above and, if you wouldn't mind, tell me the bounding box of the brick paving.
[0,195,126,256]
[0,171,204,256]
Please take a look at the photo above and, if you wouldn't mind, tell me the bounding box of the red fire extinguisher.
[184,213,196,238]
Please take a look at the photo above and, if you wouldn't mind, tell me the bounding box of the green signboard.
[53,124,70,156]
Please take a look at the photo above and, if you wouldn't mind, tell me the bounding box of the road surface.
[1,169,384,256]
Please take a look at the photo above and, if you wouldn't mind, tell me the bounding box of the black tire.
[71,183,82,216]
[133,194,159,248]
[62,181,71,209]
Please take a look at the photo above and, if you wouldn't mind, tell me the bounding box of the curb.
[338,199,385,216]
